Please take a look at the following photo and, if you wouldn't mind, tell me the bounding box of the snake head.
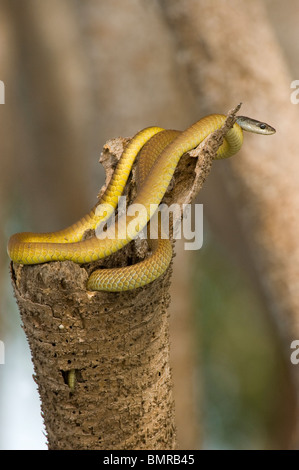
[236,116,276,135]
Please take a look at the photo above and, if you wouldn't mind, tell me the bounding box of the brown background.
[1,0,299,449]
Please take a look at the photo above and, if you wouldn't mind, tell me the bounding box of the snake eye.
[259,123,266,129]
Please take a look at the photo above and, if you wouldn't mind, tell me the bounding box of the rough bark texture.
[169,240,199,449]
[2,0,198,449]
[158,0,299,447]
[9,108,238,450]
[11,259,175,450]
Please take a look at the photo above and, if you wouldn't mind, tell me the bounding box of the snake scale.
[7,114,275,291]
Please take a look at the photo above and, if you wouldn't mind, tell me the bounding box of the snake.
[7,114,275,291]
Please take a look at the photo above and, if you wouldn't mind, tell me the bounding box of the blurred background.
[1,0,299,449]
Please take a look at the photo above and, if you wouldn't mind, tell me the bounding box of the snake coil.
[7,114,275,291]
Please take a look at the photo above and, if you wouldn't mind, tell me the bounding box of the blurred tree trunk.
[5,0,96,230]
[7,0,298,451]
[3,0,200,450]
[264,0,299,78]
[0,4,20,270]
[158,0,299,448]
[1,0,98,449]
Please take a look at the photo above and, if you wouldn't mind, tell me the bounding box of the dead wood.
[10,107,239,450]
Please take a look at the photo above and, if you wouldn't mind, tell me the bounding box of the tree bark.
[2,0,198,449]
[169,240,199,449]
[11,259,176,450]
[81,0,199,448]
[9,108,238,450]
[158,0,299,448]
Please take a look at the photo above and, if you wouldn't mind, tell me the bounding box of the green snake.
[7,114,275,291]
